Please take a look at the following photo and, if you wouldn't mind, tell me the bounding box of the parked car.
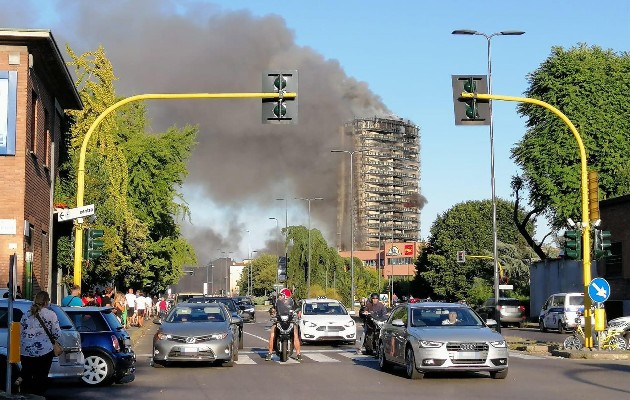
[378,302,509,380]
[476,298,526,327]
[174,292,204,304]
[539,292,586,333]
[152,302,238,367]
[0,299,84,381]
[63,306,135,386]
[608,316,630,346]
[234,296,256,323]
[187,296,244,348]
[298,298,356,344]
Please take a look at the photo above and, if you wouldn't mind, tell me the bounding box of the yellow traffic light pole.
[73,92,296,286]
[461,92,594,348]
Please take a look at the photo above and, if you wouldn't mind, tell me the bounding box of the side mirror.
[348,310,356,316]
[486,318,497,328]
[153,318,162,325]
[391,319,405,327]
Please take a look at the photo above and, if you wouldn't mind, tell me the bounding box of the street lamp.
[210,264,214,294]
[332,148,367,309]
[452,28,525,333]
[295,197,323,297]
[221,250,234,295]
[269,217,280,284]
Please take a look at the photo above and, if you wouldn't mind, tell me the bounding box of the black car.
[187,297,244,348]
[234,296,256,323]
[63,307,136,386]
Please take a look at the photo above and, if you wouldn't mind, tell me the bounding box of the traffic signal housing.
[456,250,466,263]
[262,70,298,124]
[588,170,600,222]
[563,229,581,260]
[451,75,490,125]
[83,228,104,260]
[593,229,612,260]
[277,256,287,282]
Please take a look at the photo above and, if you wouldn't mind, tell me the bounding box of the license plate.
[182,347,197,353]
[454,351,480,359]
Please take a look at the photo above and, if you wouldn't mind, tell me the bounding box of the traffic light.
[593,229,612,259]
[588,170,600,222]
[277,256,287,282]
[262,70,298,124]
[456,251,466,263]
[83,228,104,260]
[563,229,581,260]
[451,75,490,125]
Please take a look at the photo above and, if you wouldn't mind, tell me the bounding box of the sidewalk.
[127,320,155,347]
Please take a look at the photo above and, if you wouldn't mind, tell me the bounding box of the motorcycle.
[272,313,295,362]
[360,313,387,355]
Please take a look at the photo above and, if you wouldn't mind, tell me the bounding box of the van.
[538,292,585,333]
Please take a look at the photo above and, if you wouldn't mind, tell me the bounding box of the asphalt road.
[43,313,630,400]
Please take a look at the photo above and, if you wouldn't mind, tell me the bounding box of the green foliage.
[238,253,278,296]
[56,45,196,293]
[512,44,630,230]
[414,199,534,301]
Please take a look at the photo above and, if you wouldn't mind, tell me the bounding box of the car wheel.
[539,319,547,332]
[607,336,627,351]
[404,346,423,380]
[558,322,565,334]
[378,342,391,372]
[82,352,115,386]
[563,335,582,350]
[490,368,508,379]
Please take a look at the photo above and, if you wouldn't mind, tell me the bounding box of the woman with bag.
[19,291,61,396]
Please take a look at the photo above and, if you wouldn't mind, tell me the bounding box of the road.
[44,313,630,400]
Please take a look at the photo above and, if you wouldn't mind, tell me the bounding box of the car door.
[380,306,397,360]
[389,306,409,364]
[541,296,553,328]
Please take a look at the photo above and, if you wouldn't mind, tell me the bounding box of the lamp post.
[452,29,525,333]
[251,250,258,295]
[295,197,323,297]
[221,251,234,296]
[269,217,280,284]
[210,264,214,294]
[332,149,367,310]
[378,216,382,294]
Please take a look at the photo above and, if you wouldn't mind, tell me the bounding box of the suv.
[63,306,136,386]
[234,296,256,323]
[187,296,244,349]
[0,299,84,381]
[476,298,526,327]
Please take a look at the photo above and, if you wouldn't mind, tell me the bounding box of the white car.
[298,298,356,345]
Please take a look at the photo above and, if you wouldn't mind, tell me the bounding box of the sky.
[2,0,629,263]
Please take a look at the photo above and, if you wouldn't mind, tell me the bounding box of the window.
[29,91,37,154]
[0,71,17,155]
[0,307,23,328]
[43,108,50,166]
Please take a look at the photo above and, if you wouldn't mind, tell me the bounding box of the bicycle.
[564,316,629,351]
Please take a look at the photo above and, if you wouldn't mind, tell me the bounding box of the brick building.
[0,29,82,299]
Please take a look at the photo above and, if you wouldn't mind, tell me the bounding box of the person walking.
[135,291,146,327]
[20,291,61,396]
[125,288,136,328]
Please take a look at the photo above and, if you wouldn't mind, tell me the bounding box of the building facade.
[337,117,421,252]
[0,29,81,300]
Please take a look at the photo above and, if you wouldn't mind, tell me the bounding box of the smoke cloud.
[2,0,394,262]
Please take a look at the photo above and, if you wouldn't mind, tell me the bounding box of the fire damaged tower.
[336,117,421,251]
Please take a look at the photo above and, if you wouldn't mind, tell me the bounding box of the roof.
[406,302,469,309]
[0,29,82,109]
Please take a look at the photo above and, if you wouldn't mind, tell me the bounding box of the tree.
[511,44,630,242]
[56,46,196,292]
[414,199,535,302]
[237,253,277,296]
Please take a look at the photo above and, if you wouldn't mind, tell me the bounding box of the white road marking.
[303,353,340,362]
[243,331,269,343]
[234,355,257,364]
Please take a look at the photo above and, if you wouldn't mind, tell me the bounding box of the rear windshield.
[499,299,520,307]
[66,311,110,332]
[49,305,76,330]
[568,296,584,306]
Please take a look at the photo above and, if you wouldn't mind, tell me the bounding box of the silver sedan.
[378,302,509,379]
[152,303,238,367]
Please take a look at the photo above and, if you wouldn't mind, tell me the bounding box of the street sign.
[498,284,514,290]
[57,204,95,222]
[588,277,611,303]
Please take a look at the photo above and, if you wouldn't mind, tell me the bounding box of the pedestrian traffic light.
[563,229,581,260]
[456,251,466,263]
[451,75,490,126]
[262,70,298,124]
[593,229,612,259]
[82,228,104,260]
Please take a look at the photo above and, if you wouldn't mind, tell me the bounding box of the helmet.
[370,293,379,300]
[279,288,292,298]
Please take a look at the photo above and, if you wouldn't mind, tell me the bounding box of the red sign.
[404,244,414,256]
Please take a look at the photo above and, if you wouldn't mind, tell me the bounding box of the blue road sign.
[588,277,611,303]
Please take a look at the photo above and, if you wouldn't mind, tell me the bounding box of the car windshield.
[410,307,483,327]
[568,296,584,306]
[303,302,347,315]
[165,305,226,323]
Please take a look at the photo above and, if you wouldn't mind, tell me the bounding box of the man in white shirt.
[135,291,146,328]
[125,288,137,328]
[145,295,153,318]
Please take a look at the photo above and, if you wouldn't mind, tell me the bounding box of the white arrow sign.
[57,204,95,222]
[592,282,607,298]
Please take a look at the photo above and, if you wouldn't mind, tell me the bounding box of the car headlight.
[344,320,355,327]
[419,340,443,348]
[209,333,228,340]
[155,331,172,340]
[302,320,317,328]
[490,340,506,348]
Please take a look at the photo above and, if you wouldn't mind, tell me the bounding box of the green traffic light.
[465,99,477,119]
[274,75,287,91]
[563,229,581,260]
[273,102,287,118]
[463,78,476,93]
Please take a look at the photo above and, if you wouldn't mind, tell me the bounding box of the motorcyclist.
[360,293,388,353]
[266,288,302,361]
